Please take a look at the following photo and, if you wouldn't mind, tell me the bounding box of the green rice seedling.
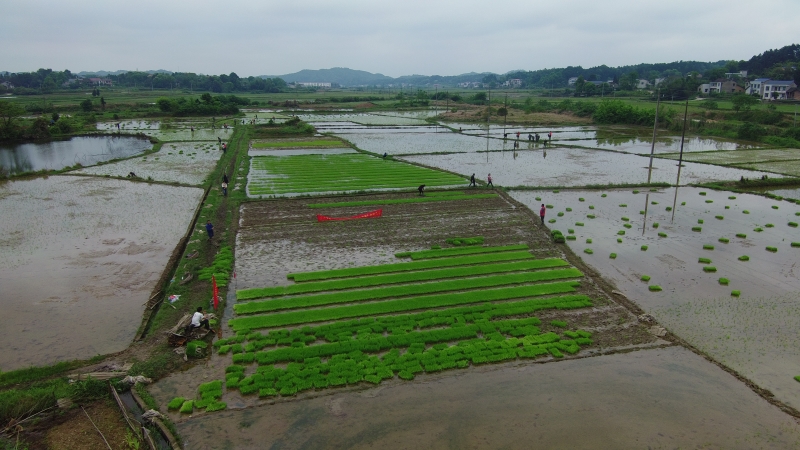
[718,237,729,243]
[586,239,592,244]
[640,245,648,251]
[206,401,227,412]
[575,222,584,226]
[431,245,441,249]
[703,244,714,250]
[792,242,800,248]
[692,227,702,232]
[754,227,763,232]
[796,212,800,216]
[579,198,585,202]
[168,397,185,410]
[587,214,596,219]
[715,216,724,220]
[681,202,686,206]
[568,229,574,234]
[621,217,630,221]
[553,190,560,193]
[697,219,704,224]
[648,285,662,292]
[623,224,632,229]
[738,255,750,261]
[584,248,593,254]
[703,266,717,273]
[766,246,778,252]
[548,219,556,223]
[658,232,667,237]
[601,194,607,197]
[546,204,554,209]
[566,207,572,212]
[772,205,779,209]
[617,238,623,243]
[698,257,712,264]
[535,197,541,201]
[743,210,750,214]
[789,222,798,227]
[548,347,564,358]
[639,211,645,215]
[398,371,414,380]
[619,204,627,207]
[186,341,208,358]
[566,235,576,241]
[652,223,659,228]
[397,244,530,260]
[609,253,617,259]
[179,400,193,414]
[617,230,625,235]
[589,205,595,210]
[718,278,729,285]
[651,201,658,205]
[633,190,640,194]
[736,233,746,238]
[699,192,706,196]
[550,320,567,328]
[557,212,564,217]
[728,196,736,200]
[731,290,741,297]
[641,275,651,281]
[765,223,774,228]
[665,207,672,211]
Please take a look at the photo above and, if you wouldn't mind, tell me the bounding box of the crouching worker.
[190,306,211,332]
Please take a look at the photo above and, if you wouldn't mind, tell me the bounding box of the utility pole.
[646,89,661,184]
[486,89,491,163]
[670,100,690,222]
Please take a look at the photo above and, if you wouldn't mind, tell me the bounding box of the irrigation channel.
[3,108,800,448]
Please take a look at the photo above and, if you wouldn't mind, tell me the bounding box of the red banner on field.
[317,209,383,222]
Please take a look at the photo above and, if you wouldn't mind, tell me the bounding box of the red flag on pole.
[212,275,219,311]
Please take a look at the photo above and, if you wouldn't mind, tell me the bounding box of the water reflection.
[0,136,152,175]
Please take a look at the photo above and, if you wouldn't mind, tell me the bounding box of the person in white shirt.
[191,306,211,331]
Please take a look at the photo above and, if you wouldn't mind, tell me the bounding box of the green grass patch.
[288,251,535,282]
[699,192,707,196]
[586,239,592,244]
[652,223,659,228]
[396,244,529,260]
[446,236,485,246]
[307,194,498,209]
[168,397,186,410]
[623,224,632,229]
[575,222,585,227]
[765,223,774,228]
[666,206,672,211]
[792,242,800,248]
[743,210,750,214]
[180,400,194,414]
[692,227,702,232]
[728,196,736,199]
[789,222,798,228]
[236,268,584,314]
[697,219,704,224]
[550,320,568,328]
[705,200,713,204]
[619,204,627,207]
[715,215,724,220]
[772,205,779,209]
[617,230,625,235]
[229,281,582,330]
[621,217,630,221]
[587,214,596,219]
[252,139,343,148]
[616,238,623,243]
[754,227,763,232]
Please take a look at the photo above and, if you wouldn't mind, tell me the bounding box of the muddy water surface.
[170,347,800,449]
[335,132,506,155]
[511,187,800,409]
[0,136,152,175]
[0,176,203,370]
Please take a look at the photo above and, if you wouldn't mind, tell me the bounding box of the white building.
[698,83,711,94]
[637,79,652,89]
[761,80,797,100]
[567,77,579,86]
[298,82,331,88]
[725,70,748,79]
[745,78,770,96]
[503,79,523,88]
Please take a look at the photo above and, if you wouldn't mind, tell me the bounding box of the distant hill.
[270,67,394,86]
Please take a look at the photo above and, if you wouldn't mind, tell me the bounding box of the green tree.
[80,99,93,112]
[41,76,57,93]
[731,93,758,112]
[100,96,106,110]
[574,76,585,97]
[0,101,26,130]
[619,72,639,91]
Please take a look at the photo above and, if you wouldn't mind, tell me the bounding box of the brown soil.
[43,400,133,450]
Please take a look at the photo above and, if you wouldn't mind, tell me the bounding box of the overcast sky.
[1,0,796,77]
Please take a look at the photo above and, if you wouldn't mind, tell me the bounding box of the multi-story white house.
[567,77,579,86]
[761,80,797,100]
[298,82,331,88]
[745,78,770,96]
[637,79,652,89]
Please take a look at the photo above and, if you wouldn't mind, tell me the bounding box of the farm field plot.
[96,120,161,131]
[298,113,430,126]
[401,147,780,187]
[251,139,345,148]
[145,127,234,142]
[334,131,507,155]
[249,148,356,157]
[511,187,800,409]
[72,141,222,185]
[569,136,762,154]
[151,192,658,419]
[246,153,465,196]
[735,159,800,177]
[0,176,203,370]
[167,346,800,449]
[317,124,448,134]
[658,148,800,165]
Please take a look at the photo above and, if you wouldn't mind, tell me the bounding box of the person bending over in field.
[187,306,211,333]
[418,184,426,196]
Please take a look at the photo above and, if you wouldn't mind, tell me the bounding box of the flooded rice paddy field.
[96,120,161,131]
[249,148,357,157]
[768,187,800,199]
[316,124,447,133]
[511,187,800,409]
[298,113,432,126]
[145,127,234,142]
[335,131,507,155]
[401,147,780,187]
[568,136,762,154]
[0,135,152,175]
[737,159,800,178]
[72,141,223,185]
[659,148,800,165]
[170,346,800,450]
[0,176,203,370]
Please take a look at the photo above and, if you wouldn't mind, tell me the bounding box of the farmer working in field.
[418,184,426,196]
[190,307,211,331]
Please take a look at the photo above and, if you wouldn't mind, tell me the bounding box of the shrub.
[718,278,729,285]
[648,285,662,292]
[737,122,767,140]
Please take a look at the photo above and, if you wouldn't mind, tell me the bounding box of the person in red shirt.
[540,204,546,223]
[487,173,494,187]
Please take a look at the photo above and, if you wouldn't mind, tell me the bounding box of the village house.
[707,79,744,94]
[88,77,112,86]
[567,77,579,86]
[298,82,331,88]
[502,78,523,88]
[761,80,797,100]
[637,79,652,89]
[745,78,770,96]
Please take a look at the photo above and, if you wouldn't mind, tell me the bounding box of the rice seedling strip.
[239,259,568,299]
[396,244,529,260]
[252,140,343,148]
[306,194,498,209]
[229,281,581,330]
[288,251,536,281]
[235,268,583,314]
